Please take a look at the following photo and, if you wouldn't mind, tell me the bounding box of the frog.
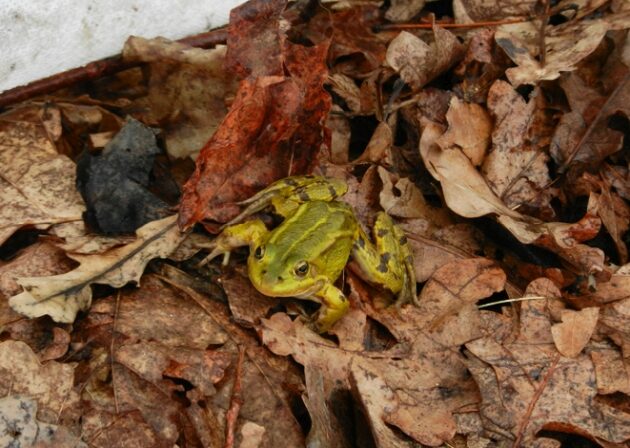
[203,175,416,332]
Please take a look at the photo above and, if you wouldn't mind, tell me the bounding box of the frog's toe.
[197,244,231,267]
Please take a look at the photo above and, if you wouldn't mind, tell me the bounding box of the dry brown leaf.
[327,106,351,164]
[481,81,550,209]
[48,220,136,255]
[551,307,599,357]
[586,263,630,304]
[598,297,630,355]
[9,215,184,323]
[416,258,506,331]
[589,190,630,264]
[468,341,630,445]
[516,279,560,344]
[0,109,85,245]
[353,121,393,165]
[220,266,277,328]
[378,167,447,220]
[420,125,604,274]
[453,0,537,22]
[0,340,80,425]
[400,223,478,283]
[436,96,492,166]
[124,36,235,159]
[303,366,353,448]
[386,26,465,90]
[385,0,426,22]
[590,343,630,395]
[261,313,477,446]
[551,73,629,172]
[328,73,362,113]
[496,18,610,85]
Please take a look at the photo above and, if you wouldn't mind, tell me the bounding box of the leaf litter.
[0,0,629,447]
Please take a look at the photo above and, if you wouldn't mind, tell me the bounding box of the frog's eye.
[254,245,265,260]
[294,260,309,277]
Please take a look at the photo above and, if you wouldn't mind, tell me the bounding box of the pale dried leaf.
[0,396,86,448]
[436,96,492,166]
[385,0,426,22]
[496,19,609,85]
[386,27,465,90]
[453,0,537,22]
[354,121,393,165]
[124,37,234,159]
[327,107,351,164]
[9,215,184,323]
[481,81,550,208]
[0,340,80,424]
[467,339,630,445]
[591,344,630,394]
[551,307,599,357]
[0,113,85,244]
[328,73,362,113]
[421,131,604,274]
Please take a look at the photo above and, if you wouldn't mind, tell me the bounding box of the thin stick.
[477,296,548,309]
[0,27,227,109]
[224,345,246,448]
[375,17,527,31]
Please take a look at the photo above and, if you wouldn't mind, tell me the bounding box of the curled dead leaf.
[9,215,184,323]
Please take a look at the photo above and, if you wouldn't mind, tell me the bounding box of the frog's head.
[247,242,323,298]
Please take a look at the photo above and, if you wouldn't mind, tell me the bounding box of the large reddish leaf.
[178,0,331,230]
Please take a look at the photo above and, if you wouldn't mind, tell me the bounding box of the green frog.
[204,175,416,332]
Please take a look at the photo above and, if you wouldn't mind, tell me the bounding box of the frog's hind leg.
[225,176,348,226]
[352,212,417,306]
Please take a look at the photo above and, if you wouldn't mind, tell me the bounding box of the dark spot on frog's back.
[284,178,298,186]
[355,237,365,249]
[377,228,388,237]
[399,235,407,245]
[377,253,391,273]
[298,191,310,202]
[328,185,337,198]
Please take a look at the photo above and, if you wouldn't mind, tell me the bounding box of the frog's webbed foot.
[225,175,348,227]
[305,283,349,333]
[352,212,418,307]
[198,219,268,267]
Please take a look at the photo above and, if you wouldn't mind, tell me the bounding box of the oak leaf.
[9,215,184,323]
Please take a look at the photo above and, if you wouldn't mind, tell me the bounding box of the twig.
[224,345,246,448]
[558,72,629,173]
[375,17,527,31]
[513,354,560,447]
[0,27,228,110]
[111,290,122,414]
[538,0,551,66]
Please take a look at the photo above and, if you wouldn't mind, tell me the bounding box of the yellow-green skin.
[206,176,416,332]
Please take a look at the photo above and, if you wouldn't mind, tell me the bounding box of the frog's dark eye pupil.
[294,261,309,277]
[254,245,265,259]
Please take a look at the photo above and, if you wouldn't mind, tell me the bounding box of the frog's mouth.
[292,279,325,299]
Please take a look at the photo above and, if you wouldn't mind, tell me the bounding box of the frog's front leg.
[352,212,417,306]
[225,176,348,226]
[199,219,268,266]
[310,282,350,332]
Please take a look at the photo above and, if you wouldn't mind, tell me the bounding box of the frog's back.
[267,201,357,278]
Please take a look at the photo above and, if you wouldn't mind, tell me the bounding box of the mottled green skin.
[205,176,416,332]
